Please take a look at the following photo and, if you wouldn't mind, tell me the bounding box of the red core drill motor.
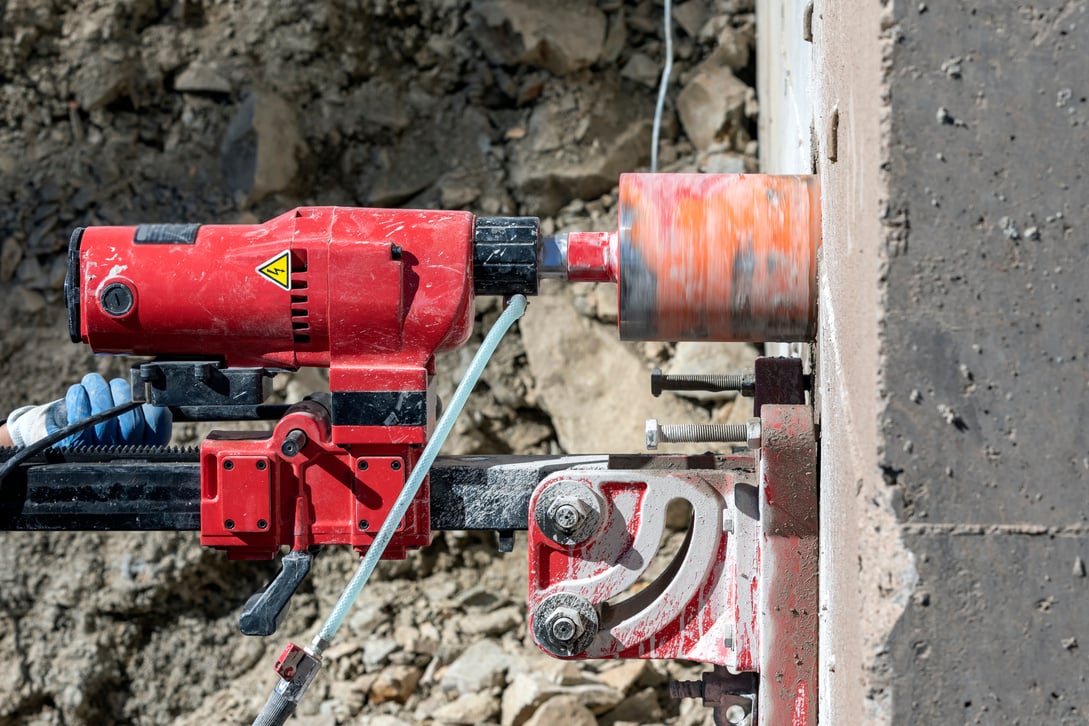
[59,173,820,724]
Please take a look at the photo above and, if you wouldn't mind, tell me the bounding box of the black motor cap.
[472,216,539,296]
[64,228,85,343]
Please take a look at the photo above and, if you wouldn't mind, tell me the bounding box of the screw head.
[358,519,370,531]
[256,460,267,471]
[257,519,268,530]
[224,519,235,530]
[645,419,660,450]
[724,704,748,725]
[391,460,402,471]
[551,502,582,532]
[223,460,234,471]
[551,616,577,642]
[547,608,583,643]
[357,459,368,471]
[650,368,664,397]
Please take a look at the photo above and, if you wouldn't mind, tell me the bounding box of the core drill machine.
[0,173,820,726]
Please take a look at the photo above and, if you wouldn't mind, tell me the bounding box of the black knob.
[100,282,135,317]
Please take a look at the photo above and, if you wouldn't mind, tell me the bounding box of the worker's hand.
[4,373,172,448]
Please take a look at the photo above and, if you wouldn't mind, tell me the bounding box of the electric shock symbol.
[256,250,291,290]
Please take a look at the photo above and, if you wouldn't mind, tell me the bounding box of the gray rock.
[220,92,308,206]
[289,715,336,726]
[368,717,412,726]
[433,690,501,725]
[363,638,400,669]
[440,640,511,695]
[621,53,661,88]
[368,718,412,726]
[369,664,422,705]
[502,673,624,726]
[708,22,753,71]
[471,0,607,75]
[174,62,231,94]
[672,1,710,37]
[677,64,751,150]
[455,585,510,612]
[593,283,619,324]
[699,150,749,174]
[596,660,654,695]
[351,79,412,131]
[521,286,710,454]
[602,10,628,64]
[72,48,133,111]
[509,81,651,215]
[0,237,23,283]
[365,108,491,208]
[524,695,597,726]
[348,600,388,635]
[600,686,664,725]
[460,605,522,636]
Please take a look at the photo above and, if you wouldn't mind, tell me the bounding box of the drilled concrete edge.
[809,0,919,724]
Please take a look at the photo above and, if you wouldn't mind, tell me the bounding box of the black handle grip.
[239,549,314,636]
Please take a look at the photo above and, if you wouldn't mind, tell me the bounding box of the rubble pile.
[0,1,760,723]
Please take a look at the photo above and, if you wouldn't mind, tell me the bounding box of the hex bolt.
[532,594,598,657]
[746,417,762,451]
[724,705,748,725]
[650,368,755,397]
[645,420,747,450]
[548,496,592,534]
[552,503,580,531]
[547,607,583,643]
[535,481,602,547]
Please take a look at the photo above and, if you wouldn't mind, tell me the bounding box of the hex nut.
[746,417,762,451]
[532,593,599,657]
[645,419,660,450]
[534,480,602,547]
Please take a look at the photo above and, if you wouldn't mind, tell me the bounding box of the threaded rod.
[650,369,754,397]
[659,423,747,444]
[669,680,705,699]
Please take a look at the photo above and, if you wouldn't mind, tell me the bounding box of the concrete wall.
[759,0,1089,722]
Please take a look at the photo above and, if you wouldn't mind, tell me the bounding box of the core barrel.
[616,173,820,342]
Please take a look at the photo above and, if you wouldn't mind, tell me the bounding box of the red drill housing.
[67,206,538,558]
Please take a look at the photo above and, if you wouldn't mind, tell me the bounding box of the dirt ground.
[0,1,760,723]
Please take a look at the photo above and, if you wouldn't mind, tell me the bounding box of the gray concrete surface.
[881,1,1089,720]
[760,0,1089,721]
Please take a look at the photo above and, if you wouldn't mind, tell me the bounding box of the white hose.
[651,0,674,172]
[313,293,528,648]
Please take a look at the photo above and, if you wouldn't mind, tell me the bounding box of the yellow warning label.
[256,250,291,290]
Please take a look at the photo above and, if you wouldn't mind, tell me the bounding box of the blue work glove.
[6,373,171,447]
